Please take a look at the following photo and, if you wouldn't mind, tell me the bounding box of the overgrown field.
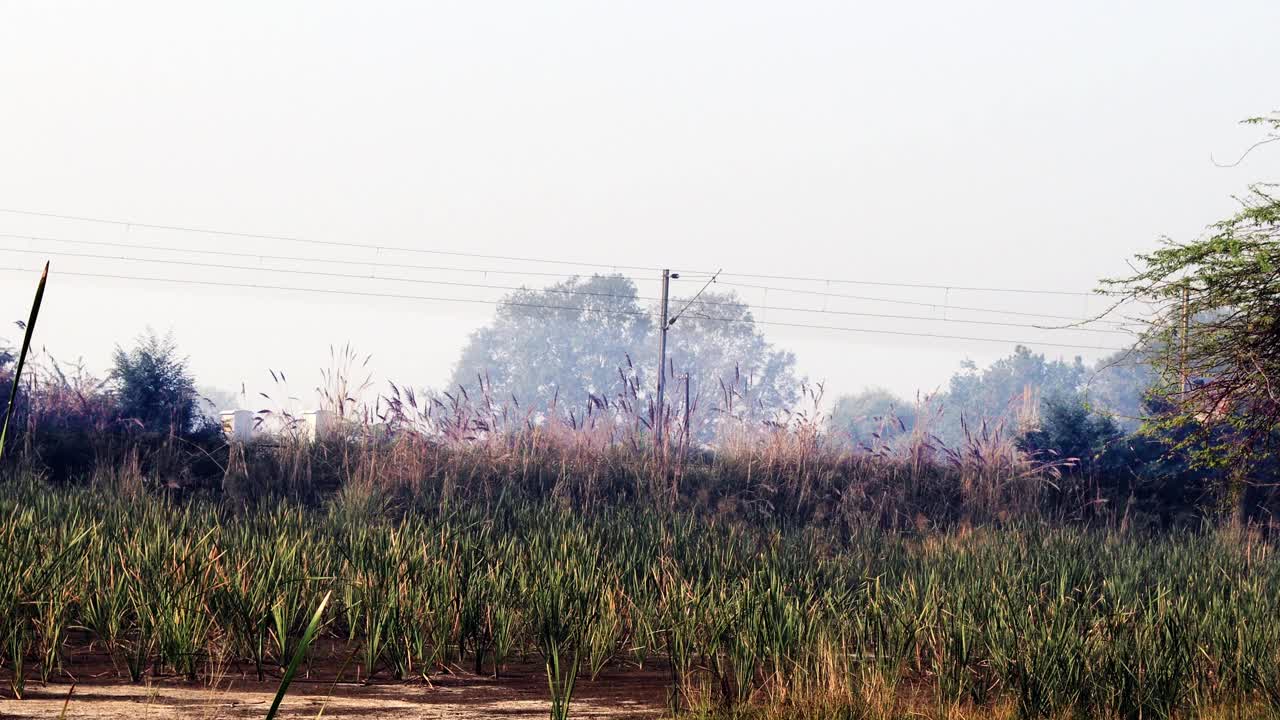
[3,475,1280,720]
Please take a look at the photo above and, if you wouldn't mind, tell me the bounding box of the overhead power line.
[669,269,721,326]
[715,280,1138,328]
[684,310,1127,351]
[0,245,666,304]
[0,264,1130,352]
[0,207,666,273]
[683,270,1097,297]
[0,231,661,283]
[0,207,1103,297]
[0,246,1134,335]
[0,230,1132,329]
[0,264,655,320]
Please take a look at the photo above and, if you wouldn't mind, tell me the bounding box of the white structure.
[220,410,254,443]
[220,409,348,443]
[304,410,336,442]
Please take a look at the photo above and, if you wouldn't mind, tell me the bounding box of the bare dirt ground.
[0,662,668,719]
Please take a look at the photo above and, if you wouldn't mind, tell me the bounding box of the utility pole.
[653,267,717,445]
[655,269,671,443]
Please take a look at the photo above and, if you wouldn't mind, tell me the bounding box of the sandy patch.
[0,666,667,720]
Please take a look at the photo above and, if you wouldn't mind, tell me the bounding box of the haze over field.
[9,6,1280,719]
[2,1,1278,405]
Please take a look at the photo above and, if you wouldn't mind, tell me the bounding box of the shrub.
[111,330,199,435]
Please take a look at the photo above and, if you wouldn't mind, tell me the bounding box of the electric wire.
[681,269,1096,296]
[0,247,1135,335]
[0,231,1132,328]
[668,269,721,326]
[0,207,1107,297]
[0,264,1130,351]
[715,280,1138,328]
[0,208,666,273]
[0,231,660,283]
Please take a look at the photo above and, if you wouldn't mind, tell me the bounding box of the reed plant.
[6,352,1280,718]
[0,263,48,463]
[5,476,1278,718]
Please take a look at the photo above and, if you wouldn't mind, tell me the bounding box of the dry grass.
[7,352,1266,720]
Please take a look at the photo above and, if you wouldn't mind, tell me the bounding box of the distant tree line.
[3,116,1275,526]
[825,114,1280,526]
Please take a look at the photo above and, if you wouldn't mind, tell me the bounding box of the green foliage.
[110,329,199,434]
[1018,394,1127,516]
[911,346,1159,446]
[1013,392,1280,526]
[4,481,1280,718]
[937,345,1087,445]
[1105,114,1280,478]
[265,590,331,720]
[1019,394,1123,476]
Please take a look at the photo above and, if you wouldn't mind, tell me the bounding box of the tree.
[937,345,1088,444]
[450,274,652,411]
[449,277,801,440]
[1105,115,1280,478]
[653,291,800,440]
[1015,392,1233,526]
[1084,351,1157,431]
[828,387,916,449]
[1019,393,1124,480]
[111,330,199,434]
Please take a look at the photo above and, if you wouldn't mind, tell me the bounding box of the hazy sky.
[1,1,1277,408]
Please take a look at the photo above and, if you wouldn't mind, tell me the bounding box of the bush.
[1019,395,1123,474]
[1018,393,1127,517]
[111,330,199,435]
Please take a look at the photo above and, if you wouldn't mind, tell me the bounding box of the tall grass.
[1,477,1279,718]
[3,348,1275,718]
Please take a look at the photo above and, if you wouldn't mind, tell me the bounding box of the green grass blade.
[0,261,49,463]
[266,590,331,720]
